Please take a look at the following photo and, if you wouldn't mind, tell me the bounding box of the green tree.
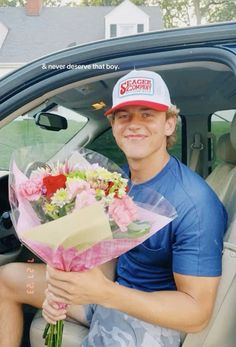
[0,0,25,5]
[81,0,145,5]
[154,0,236,27]
[0,0,75,6]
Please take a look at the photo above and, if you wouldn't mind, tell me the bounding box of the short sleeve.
[172,190,227,277]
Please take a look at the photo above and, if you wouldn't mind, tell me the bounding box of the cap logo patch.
[119,78,153,97]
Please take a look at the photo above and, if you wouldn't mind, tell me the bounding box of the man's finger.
[47,279,73,298]
[42,306,67,321]
[42,299,66,315]
[46,288,71,305]
[47,275,71,292]
[47,266,72,282]
[42,311,57,325]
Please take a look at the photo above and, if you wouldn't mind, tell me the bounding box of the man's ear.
[165,115,177,136]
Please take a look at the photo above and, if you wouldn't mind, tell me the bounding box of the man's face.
[111,106,176,161]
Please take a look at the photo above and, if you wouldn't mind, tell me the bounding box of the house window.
[137,24,144,33]
[110,24,117,38]
[117,23,136,37]
[109,23,145,38]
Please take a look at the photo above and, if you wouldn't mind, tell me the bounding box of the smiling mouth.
[125,135,147,139]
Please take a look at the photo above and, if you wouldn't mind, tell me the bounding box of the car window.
[0,104,88,172]
[210,109,236,169]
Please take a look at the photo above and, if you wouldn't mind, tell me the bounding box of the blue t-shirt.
[117,156,228,292]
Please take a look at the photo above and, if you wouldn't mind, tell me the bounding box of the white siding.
[105,0,149,39]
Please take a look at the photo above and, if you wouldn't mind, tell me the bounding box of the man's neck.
[128,151,170,184]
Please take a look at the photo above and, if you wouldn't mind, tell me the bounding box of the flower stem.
[43,323,50,339]
[43,321,64,347]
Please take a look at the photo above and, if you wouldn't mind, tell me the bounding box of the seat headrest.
[216,133,236,164]
[230,113,236,149]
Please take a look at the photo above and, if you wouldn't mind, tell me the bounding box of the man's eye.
[116,114,128,119]
[142,112,152,118]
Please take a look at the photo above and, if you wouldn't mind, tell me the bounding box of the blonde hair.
[166,104,180,149]
[107,104,180,149]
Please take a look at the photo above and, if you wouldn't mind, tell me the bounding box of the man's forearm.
[46,267,218,332]
[102,281,209,333]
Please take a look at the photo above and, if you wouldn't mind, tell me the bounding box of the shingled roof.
[0,5,163,63]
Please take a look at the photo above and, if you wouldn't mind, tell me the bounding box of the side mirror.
[35,112,68,131]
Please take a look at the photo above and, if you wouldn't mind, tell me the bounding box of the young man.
[0,70,227,347]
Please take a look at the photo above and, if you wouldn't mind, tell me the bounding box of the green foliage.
[81,0,121,4]
[206,1,236,23]
[81,0,146,5]
[0,0,75,6]
[0,0,25,6]
[155,0,236,28]
[153,0,191,28]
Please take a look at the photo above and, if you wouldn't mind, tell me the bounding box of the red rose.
[43,174,67,199]
[105,181,114,196]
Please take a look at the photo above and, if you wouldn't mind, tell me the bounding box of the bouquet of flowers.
[9,145,177,347]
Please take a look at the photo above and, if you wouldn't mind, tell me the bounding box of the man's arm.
[45,266,220,333]
[103,272,220,333]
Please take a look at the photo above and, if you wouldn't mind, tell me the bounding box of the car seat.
[206,114,236,203]
[181,115,236,347]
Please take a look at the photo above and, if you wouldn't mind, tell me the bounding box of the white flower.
[51,188,71,208]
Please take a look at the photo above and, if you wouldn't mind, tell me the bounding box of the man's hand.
[42,288,67,325]
[44,265,220,333]
[45,265,113,307]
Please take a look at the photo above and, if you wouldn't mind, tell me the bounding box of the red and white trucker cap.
[105,69,172,116]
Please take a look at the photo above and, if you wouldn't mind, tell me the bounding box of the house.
[0,0,163,77]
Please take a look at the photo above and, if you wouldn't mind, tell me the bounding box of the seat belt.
[189,133,203,171]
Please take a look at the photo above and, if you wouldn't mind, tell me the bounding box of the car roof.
[0,21,236,123]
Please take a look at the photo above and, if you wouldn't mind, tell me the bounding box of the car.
[0,21,236,347]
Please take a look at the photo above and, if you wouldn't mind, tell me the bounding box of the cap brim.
[104,100,169,116]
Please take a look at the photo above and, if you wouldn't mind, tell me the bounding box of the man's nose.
[127,114,142,129]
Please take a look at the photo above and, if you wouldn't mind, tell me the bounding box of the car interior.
[0,55,236,346]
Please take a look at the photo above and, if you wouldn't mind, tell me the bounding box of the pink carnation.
[67,180,91,198]
[109,195,138,232]
[74,189,96,210]
[18,178,42,201]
